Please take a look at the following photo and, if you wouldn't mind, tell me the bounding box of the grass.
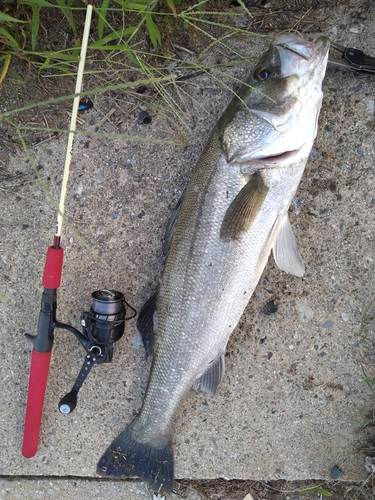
[0,1,255,80]
[358,298,375,397]
[0,0,260,137]
[349,298,375,500]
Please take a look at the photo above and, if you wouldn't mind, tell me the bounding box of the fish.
[97,32,330,492]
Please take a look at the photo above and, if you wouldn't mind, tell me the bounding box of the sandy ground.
[0,2,375,499]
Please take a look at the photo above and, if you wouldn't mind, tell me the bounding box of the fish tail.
[97,418,174,492]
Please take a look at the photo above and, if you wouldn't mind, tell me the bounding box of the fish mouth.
[273,33,330,77]
[274,33,315,60]
[256,149,300,164]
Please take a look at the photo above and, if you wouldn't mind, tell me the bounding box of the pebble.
[292,197,304,215]
[132,334,143,349]
[126,155,136,166]
[298,306,314,323]
[341,312,350,322]
[348,23,365,34]
[324,124,333,134]
[309,148,321,160]
[366,99,374,115]
[322,320,334,329]
[95,171,104,183]
[365,456,375,473]
[330,465,343,479]
[357,147,367,159]
[341,164,350,174]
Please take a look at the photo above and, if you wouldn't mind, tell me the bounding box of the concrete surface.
[1,2,375,498]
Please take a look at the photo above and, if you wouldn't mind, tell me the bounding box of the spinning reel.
[25,289,136,416]
[58,289,136,414]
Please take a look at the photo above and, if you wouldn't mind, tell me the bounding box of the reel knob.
[58,391,78,414]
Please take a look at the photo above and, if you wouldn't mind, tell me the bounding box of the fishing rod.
[22,0,135,458]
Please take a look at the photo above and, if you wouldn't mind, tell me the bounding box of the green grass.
[358,298,375,396]
[0,0,256,80]
[0,0,259,134]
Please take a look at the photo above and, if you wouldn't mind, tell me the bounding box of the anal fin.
[193,354,225,398]
[136,291,158,359]
[272,213,305,277]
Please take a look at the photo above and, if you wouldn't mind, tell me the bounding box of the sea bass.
[97,33,330,491]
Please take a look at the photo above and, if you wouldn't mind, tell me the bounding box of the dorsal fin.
[162,192,184,260]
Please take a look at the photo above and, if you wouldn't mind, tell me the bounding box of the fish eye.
[254,67,270,81]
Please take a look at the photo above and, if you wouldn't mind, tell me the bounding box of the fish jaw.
[220,34,330,165]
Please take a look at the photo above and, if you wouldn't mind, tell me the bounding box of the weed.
[0,1,254,79]
[300,485,333,497]
[360,298,375,339]
[357,298,375,398]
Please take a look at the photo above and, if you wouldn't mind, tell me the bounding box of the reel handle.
[58,353,97,414]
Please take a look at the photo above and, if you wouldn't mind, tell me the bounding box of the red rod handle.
[22,349,52,458]
[22,244,63,458]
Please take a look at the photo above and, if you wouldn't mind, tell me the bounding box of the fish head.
[219,33,330,166]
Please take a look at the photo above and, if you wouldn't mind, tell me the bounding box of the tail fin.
[97,419,174,493]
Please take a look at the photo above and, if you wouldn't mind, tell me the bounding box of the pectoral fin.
[193,354,225,398]
[273,213,305,277]
[220,172,269,241]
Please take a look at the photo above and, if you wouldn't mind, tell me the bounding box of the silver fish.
[97,32,330,492]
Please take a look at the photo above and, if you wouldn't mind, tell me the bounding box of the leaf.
[0,27,20,53]
[56,0,77,36]
[21,0,58,7]
[12,70,24,82]
[300,487,318,495]
[123,46,138,65]
[90,27,136,48]
[42,51,79,61]
[300,487,332,497]
[317,487,333,497]
[0,12,27,23]
[31,4,40,51]
[97,0,110,40]
[39,56,51,70]
[165,0,177,16]
[120,0,153,8]
[144,12,161,48]
[0,54,11,85]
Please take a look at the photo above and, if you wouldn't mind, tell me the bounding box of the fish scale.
[97,33,330,492]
